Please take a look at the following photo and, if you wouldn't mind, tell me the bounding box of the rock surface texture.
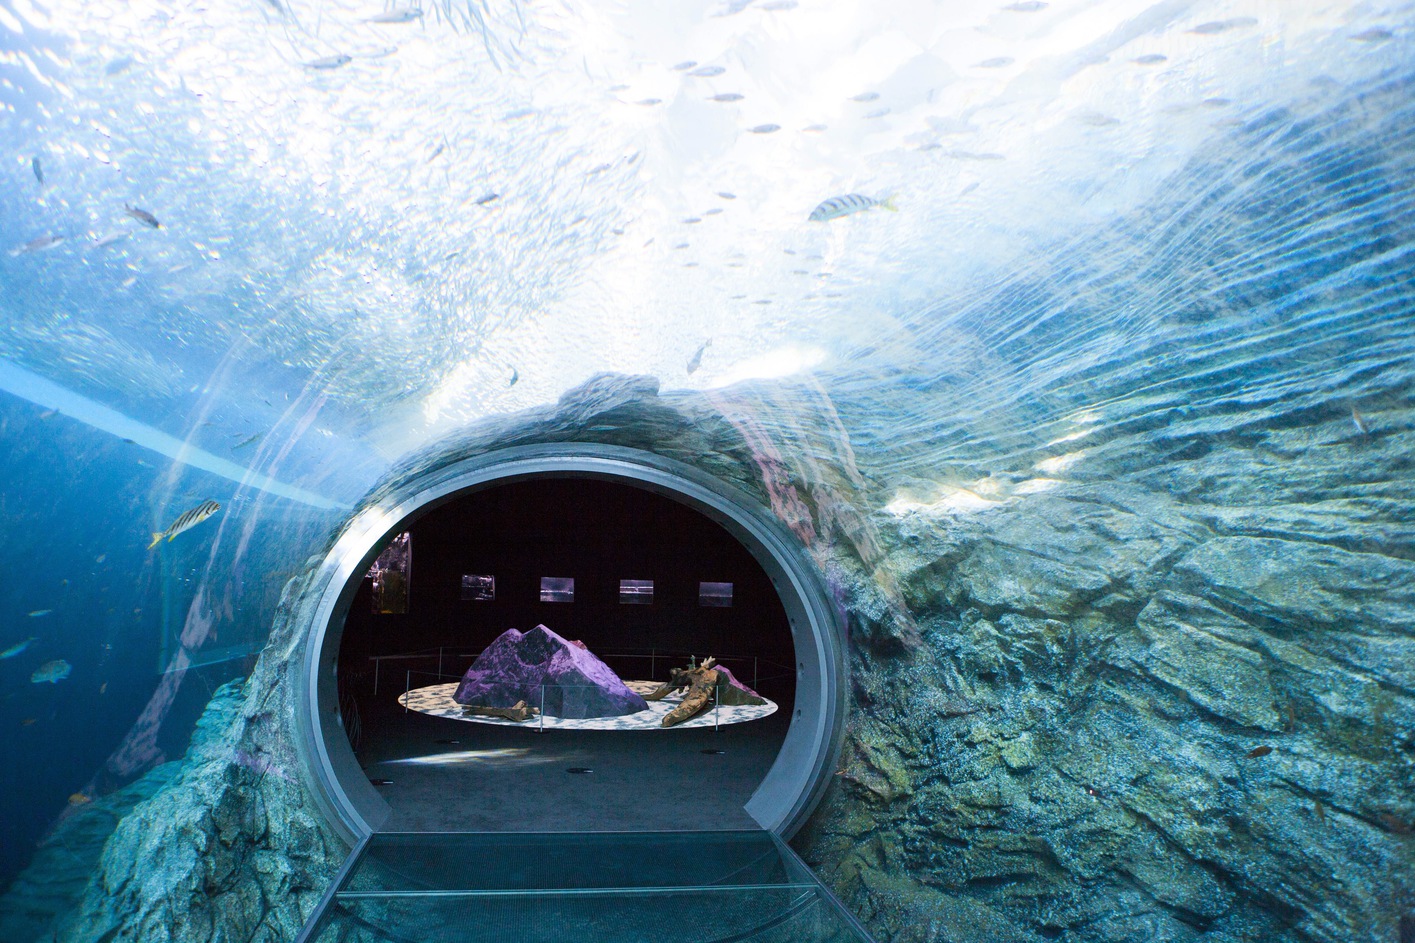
[453,625,648,718]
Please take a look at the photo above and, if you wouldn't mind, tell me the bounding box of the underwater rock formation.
[1,571,349,943]
[453,625,649,718]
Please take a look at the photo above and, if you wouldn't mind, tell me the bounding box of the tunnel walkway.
[295,830,875,943]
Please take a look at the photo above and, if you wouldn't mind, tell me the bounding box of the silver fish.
[148,500,221,549]
[93,231,130,249]
[808,193,897,221]
[687,339,711,375]
[709,93,744,102]
[306,54,352,70]
[31,659,71,684]
[689,65,725,77]
[124,204,161,228]
[367,7,422,22]
[1351,27,1393,42]
[748,123,780,134]
[1,637,36,659]
[8,235,64,256]
[32,157,43,184]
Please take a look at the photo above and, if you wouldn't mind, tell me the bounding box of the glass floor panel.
[299,831,875,943]
[343,830,800,893]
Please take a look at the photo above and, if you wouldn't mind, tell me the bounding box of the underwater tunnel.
[2,0,1414,941]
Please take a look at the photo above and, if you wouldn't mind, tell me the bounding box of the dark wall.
[339,478,795,694]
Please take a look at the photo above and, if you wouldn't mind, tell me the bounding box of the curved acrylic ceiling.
[2,0,1403,503]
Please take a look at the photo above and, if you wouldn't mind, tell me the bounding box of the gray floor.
[355,692,792,832]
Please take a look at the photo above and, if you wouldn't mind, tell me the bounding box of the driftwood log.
[460,699,539,722]
[645,658,743,727]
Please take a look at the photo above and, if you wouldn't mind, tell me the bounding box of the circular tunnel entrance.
[297,445,846,842]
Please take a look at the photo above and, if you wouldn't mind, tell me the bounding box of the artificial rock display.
[1,1,1412,941]
[452,625,649,718]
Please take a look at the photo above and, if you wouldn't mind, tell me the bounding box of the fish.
[976,56,1014,68]
[689,65,725,77]
[850,92,879,102]
[1,638,37,659]
[93,231,130,249]
[687,339,711,375]
[808,193,897,221]
[802,123,827,132]
[8,235,65,257]
[32,157,43,184]
[231,432,263,451]
[1352,406,1370,436]
[104,55,134,75]
[148,500,221,549]
[31,659,72,684]
[683,217,701,224]
[1350,27,1393,42]
[1003,0,1047,10]
[1189,17,1256,34]
[306,54,352,70]
[28,610,52,618]
[1244,745,1273,759]
[99,682,108,694]
[709,93,744,102]
[68,792,91,806]
[636,98,661,106]
[1313,799,1326,823]
[367,7,423,22]
[426,142,446,162]
[124,204,161,228]
[717,191,737,200]
[748,124,780,134]
[508,368,519,386]
[1134,54,1167,65]
[475,192,500,205]
[671,61,697,71]
[21,718,36,726]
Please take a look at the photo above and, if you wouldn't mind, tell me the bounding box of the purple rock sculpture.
[453,625,648,718]
[711,664,767,706]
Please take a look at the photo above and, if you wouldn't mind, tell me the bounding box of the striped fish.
[148,500,221,549]
[808,193,897,222]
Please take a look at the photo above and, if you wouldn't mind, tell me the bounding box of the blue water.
[1,0,1413,934]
